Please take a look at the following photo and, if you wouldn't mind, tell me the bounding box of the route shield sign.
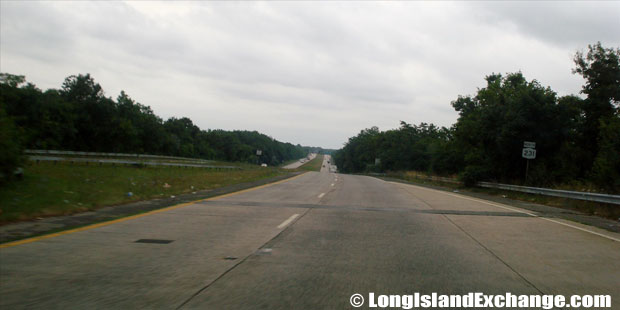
[522,148,536,159]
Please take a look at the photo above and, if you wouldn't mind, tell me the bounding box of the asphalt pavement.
[1,155,618,309]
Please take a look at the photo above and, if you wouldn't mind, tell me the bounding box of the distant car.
[261,163,267,167]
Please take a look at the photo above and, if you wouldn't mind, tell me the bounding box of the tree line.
[0,73,316,178]
[333,43,620,193]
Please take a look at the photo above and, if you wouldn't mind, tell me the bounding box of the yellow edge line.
[0,172,309,249]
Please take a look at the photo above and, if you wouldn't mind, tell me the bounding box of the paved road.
[1,168,619,309]
[282,153,317,169]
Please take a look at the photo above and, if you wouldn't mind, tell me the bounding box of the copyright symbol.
[350,293,364,307]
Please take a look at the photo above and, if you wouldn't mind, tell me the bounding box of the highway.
[282,153,317,169]
[1,154,619,309]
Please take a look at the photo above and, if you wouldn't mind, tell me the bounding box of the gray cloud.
[1,1,618,149]
[474,1,620,48]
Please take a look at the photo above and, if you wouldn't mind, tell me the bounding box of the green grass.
[0,161,287,223]
[297,154,324,172]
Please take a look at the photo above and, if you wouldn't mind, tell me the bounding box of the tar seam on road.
[0,172,310,249]
[392,181,620,243]
[196,200,531,217]
[398,185,545,295]
[175,206,313,309]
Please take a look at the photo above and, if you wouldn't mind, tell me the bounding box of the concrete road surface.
[282,153,317,169]
[320,154,331,173]
[1,170,618,309]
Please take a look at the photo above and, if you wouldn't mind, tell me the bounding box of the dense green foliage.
[334,43,620,192]
[0,105,24,181]
[0,73,311,167]
[334,123,460,175]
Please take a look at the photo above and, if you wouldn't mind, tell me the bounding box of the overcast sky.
[1,1,618,149]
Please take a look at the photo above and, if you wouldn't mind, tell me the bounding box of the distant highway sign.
[522,148,536,159]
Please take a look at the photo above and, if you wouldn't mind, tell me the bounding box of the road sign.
[522,142,536,183]
[522,148,536,159]
[256,150,262,156]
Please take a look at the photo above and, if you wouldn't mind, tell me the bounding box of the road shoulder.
[378,176,620,235]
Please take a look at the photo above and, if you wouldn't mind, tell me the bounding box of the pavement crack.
[440,214,545,294]
[175,205,312,309]
[174,252,249,309]
[399,186,545,295]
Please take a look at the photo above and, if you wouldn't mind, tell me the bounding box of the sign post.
[256,150,262,165]
[522,141,536,183]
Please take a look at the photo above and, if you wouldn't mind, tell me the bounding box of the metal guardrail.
[427,175,461,184]
[478,182,620,205]
[24,149,214,163]
[28,156,240,170]
[395,174,620,205]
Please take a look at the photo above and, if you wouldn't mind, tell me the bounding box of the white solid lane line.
[277,214,300,229]
[318,193,325,198]
[391,181,620,243]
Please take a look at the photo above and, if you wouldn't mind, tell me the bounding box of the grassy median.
[0,161,287,223]
[297,154,324,172]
